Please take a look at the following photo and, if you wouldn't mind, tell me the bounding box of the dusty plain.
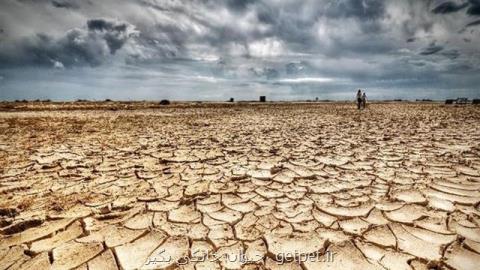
[0,102,480,270]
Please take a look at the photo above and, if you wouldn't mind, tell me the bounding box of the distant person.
[362,92,367,109]
[356,89,362,110]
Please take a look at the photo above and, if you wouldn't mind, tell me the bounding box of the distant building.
[259,96,266,102]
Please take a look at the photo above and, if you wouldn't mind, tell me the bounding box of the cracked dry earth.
[1,103,480,270]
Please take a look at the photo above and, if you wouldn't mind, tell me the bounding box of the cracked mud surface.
[1,102,480,270]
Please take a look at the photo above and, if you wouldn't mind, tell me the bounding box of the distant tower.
[259,96,266,102]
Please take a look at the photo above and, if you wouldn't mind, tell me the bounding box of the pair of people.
[356,89,367,110]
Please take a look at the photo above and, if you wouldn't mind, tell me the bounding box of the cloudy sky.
[0,0,479,101]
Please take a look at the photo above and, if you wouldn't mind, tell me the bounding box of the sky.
[0,0,479,101]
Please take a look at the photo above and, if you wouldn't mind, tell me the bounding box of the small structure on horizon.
[259,96,266,102]
[159,99,170,105]
[229,98,234,102]
[445,99,454,104]
[473,99,480,105]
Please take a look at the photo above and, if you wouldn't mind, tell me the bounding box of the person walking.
[356,89,362,110]
[362,92,367,109]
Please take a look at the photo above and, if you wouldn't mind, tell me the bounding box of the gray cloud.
[431,1,468,14]
[0,18,138,67]
[441,49,461,59]
[466,19,480,26]
[318,0,386,19]
[226,0,256,11]
[467,0,480,15]
[86,19,135,54]
[51,0,80,9]
[419,43,444,55]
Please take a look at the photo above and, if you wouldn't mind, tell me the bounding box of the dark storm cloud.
[324,0,385,19]
[431,1,468,14]
[466,19,480,26]
[441,49,461,59]
[51,0,79,9]
[467,0,480,15]
[87,19,127,32]
[87,19,133,53]
[419,43,444,55]
[0,18,137,67]
[226,0,256,11]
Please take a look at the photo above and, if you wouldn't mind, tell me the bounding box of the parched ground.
[0,102,480,270]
